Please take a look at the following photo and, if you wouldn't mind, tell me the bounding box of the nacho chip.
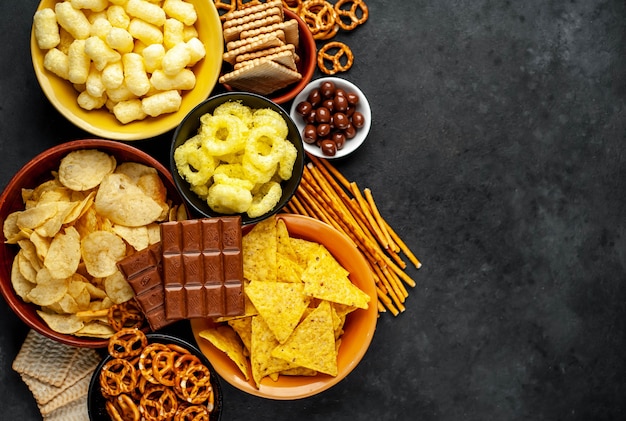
[250,316,295,387]
[271,300,338,376]
[302,245,370,309]
[199,325,250,381]
[242,217,277,282]
[245,280,310,343]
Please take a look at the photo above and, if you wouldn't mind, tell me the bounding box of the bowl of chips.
[0,139,187,348]
[31,0,224,141]
[190,214,378,399]
[219,7,317,105]
[170,91,305,225]
[88,330,222,420]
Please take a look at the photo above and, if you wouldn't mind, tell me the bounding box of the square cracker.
[223,6,283,31]
[223,32,285,65]
[226,29,286,51]
[223,14,283,42]
[222,0,283,22]
[235,49,298,71]
[220,60,302,95]
[240,19,299,46]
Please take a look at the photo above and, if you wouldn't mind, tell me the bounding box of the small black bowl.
[88,333,222,421]
[170,92,305,225]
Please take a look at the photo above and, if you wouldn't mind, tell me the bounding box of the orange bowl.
[190,214,378,399]
[0,139,186,348]
[221,9,316,105]
[30,0,224,141]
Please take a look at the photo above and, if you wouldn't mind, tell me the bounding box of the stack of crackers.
[219,0,303,95]
[12,330,100,421]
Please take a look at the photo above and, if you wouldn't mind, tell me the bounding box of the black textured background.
[1,1,625,420]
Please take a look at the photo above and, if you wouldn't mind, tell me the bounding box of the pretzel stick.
[364,188,396,252]
[382,218,422,269]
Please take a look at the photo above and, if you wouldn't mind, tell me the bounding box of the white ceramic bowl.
[289,77,371,159]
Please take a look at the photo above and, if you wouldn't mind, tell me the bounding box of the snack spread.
[33,0,206,124]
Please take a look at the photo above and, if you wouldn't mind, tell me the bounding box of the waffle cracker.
[12,330,78,387]
[220,59,302,95]
[223,33,285,64]
[39,374,91,416]
[223,14,283,42]
[43,396,88,421]
[235,48,298,71]
[240,18,299,46]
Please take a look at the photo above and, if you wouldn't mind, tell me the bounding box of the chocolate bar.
[160,217,245,320]
[117,243,175,331]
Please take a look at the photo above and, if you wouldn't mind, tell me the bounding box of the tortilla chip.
[250,316,295,387]
[242,217,277,282]
[199,325,250,381]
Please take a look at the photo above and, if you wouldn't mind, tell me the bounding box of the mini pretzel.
[108,328,148,359]
[282,0,302,14]
[317,41,354,75]
[214,0,236,20]
[298,0,337,39]
[100,358,139,397]
[174,404,210,421]
[139,343,171,384]
[175,364,214,404]
[152,350,178,387]
[140,385,179,421]
[108,300,145,332]
[334,0,369,31]
[106,394,141,421]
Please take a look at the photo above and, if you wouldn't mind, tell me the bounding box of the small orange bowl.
[221,9,316,105]
[31,0,224,141]
[0,139,186,348]
[191,214,378,399]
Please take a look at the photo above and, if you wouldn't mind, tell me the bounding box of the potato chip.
[74,321,116,338]
[11,254,34,302]
[37,310,84,334]
[80,230,127,277]
[111,224,150,251]
[103,270,134,304]
[17,250,39,283]
[199,325,250,381]
[271,300,338,376]
[16,202,61,230]
[58,149,116,191]
[27,268,69,307]
[95,173,164,226]
[44,226,81,279]
[34,202,76,238]
[3,211,26,244]
[244,280,310,344]
[302,245,370,309]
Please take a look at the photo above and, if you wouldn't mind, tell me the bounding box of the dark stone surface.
[1,1,625,420]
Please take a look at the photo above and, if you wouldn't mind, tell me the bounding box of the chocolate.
[117,243,175,331]
[160,217,244,320]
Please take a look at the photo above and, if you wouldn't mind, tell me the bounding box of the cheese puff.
[71,0,109,12]
[122,53,151,96]
[107,5,131,29]
[77,90,107,110]
[58,28,74,55]
[86,66,106,97]
[43,48,70,80]
[55,1,91,40]
[108,0,128,5]
[142,90,182,117]
[186,37,206,66]
[86,36,121,71]
[163,18,184,50]
[140,44,163,73]
[182,25,198,42]
[68,39,90,84]
[207,183,253,214]
[113,98,147,123]
[133,39,148,54]
[128,18,163,45]
[102,61,125,90]
[247,181,282,218]
[125,0,167,27]
[278,140,297,180]
[106,27,134,53]
[106,82,137,102]
[90,16,113,38]
[150,68,195,91]
[163,0,197,26]
[162,42,190,76]
[33,8,60,50]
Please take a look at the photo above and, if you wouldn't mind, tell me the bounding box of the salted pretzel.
[174,363,213,405]
[334,0,369,30]
[108,300,145,332]
[298,0,337,40]
[108,328,148,359]
[282,0,302,14]
[139,343,171,384]
[174,404,211,421]
[100,358,139,397]
[152,350,179,387]
[106,394,141,421]
[140,385,179,421]
[317,41,354,74]
[214,0,236,20]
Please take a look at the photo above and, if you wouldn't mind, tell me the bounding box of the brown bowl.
[222,9,316,104]
[0,139,185,348]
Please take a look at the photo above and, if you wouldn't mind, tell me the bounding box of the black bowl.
[88,333,222,421]
[170,92,304,225]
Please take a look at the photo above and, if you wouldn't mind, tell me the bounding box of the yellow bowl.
[30,0,223,141]
[190,214,378,399]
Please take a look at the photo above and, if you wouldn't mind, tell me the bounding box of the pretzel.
[298,0,337,39]
[334,0,369,30]
[140,384,179,421]
[108,328,148,359]
[152,350,178,387]
[317,41,354,74]
[108,300,145,332]
[174,404,211,421]
[214,0,236,20]
[106,394,141,421]
[282,0,302,14]
[174,363,214,404]
[139,343,171,384]
[100,358,139,397]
